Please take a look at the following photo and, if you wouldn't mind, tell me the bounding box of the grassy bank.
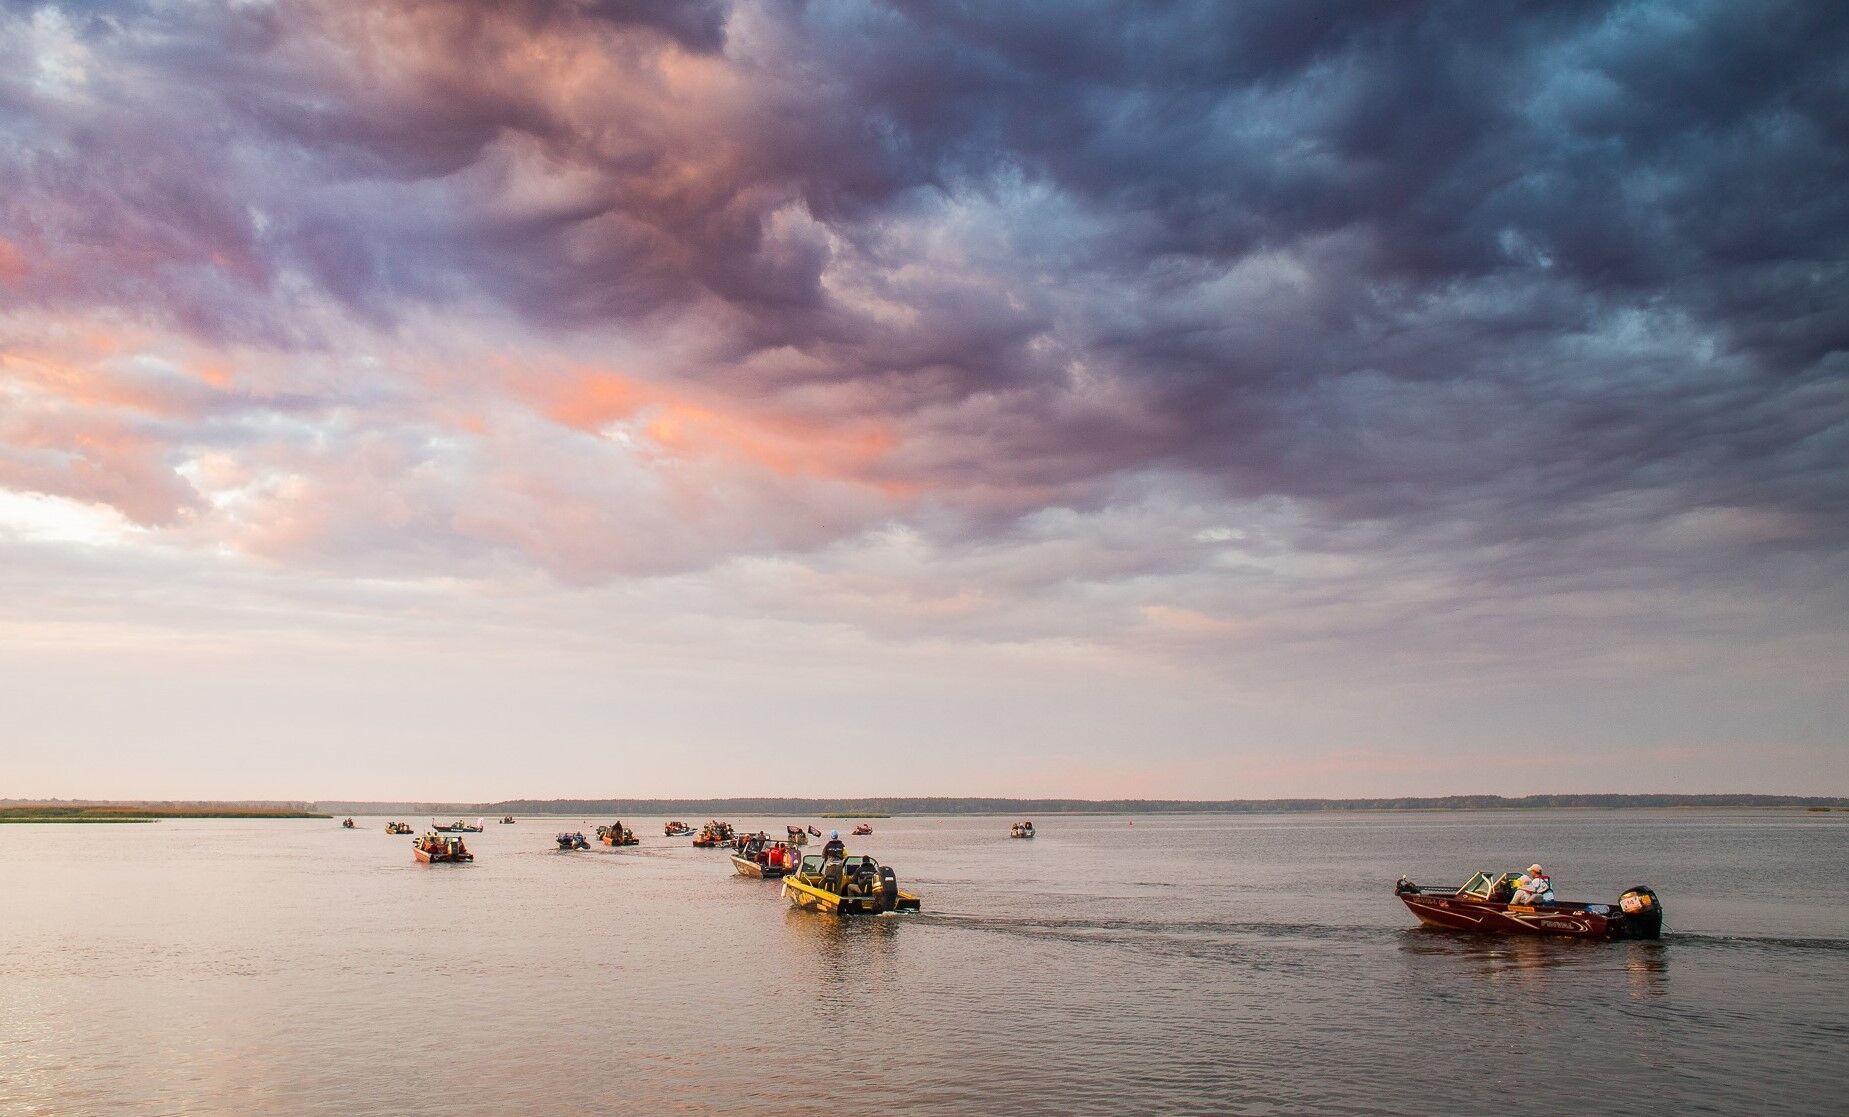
[0,806,329,822]
[0,817,157,824]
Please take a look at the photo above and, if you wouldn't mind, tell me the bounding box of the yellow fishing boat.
[781,852,921,915]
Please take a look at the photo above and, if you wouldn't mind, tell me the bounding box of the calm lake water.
[1,810,1844,1114]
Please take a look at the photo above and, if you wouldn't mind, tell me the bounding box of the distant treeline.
[300,793,1849,816]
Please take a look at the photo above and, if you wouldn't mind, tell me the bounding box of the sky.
[1,0,1845,800]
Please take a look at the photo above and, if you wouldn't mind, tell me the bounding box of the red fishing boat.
[852,823,873,836]
[1395,872,1661,940]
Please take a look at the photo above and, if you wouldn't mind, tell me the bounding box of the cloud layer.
[2,0,1845,794]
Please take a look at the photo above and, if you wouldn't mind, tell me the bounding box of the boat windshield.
[1459,872,1494,898]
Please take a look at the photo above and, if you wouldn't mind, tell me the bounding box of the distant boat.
[693,822,736,847]
[597,824,638,847]
[664,821,695,836]
[432,819,483,833]
[384,821,413,834]
[499,815,517,824]
[556,832,589,850]
[341,818,355,829]
[414,833,473,864]
[786,825,809,846]
[1010,821,1035,839]
[851,824,873,836]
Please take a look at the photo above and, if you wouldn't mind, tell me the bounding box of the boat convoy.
[379,815,1664,938]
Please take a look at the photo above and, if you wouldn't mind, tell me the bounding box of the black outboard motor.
[877,866,899,912]
[1615,886,1663,940]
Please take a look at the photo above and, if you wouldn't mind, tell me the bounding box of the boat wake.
[1660,930,1849,954]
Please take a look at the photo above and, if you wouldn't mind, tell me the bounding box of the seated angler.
[1511,864,1554,905]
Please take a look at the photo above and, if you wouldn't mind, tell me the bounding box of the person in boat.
[1512,864,1554,904]
[822,830,846,861]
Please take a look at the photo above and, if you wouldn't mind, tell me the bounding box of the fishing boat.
[556,831,590,850]
[499,815,516,824]
[596,823,639,847]
[783,852,920,915]
[731,835,800,878]
[1394,873,1663,940]
[413,833,473,864]
[664,821,694,837]
[341,817,356,829]
[384,821,413,834]
[851,823,873,836]
[433,819,484,833]
[693,821,736,848]
[1010,821,1035,839]
[785,825,809,846]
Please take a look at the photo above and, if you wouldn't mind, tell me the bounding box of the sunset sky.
[1,0,1844,800]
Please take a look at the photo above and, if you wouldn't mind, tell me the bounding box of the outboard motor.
[877,866,900,912]
[1616,886,1663,940]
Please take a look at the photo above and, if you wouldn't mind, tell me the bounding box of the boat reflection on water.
[1624,942,1669,997]
[780,905,905,1001]
[1399,929,1668,998]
